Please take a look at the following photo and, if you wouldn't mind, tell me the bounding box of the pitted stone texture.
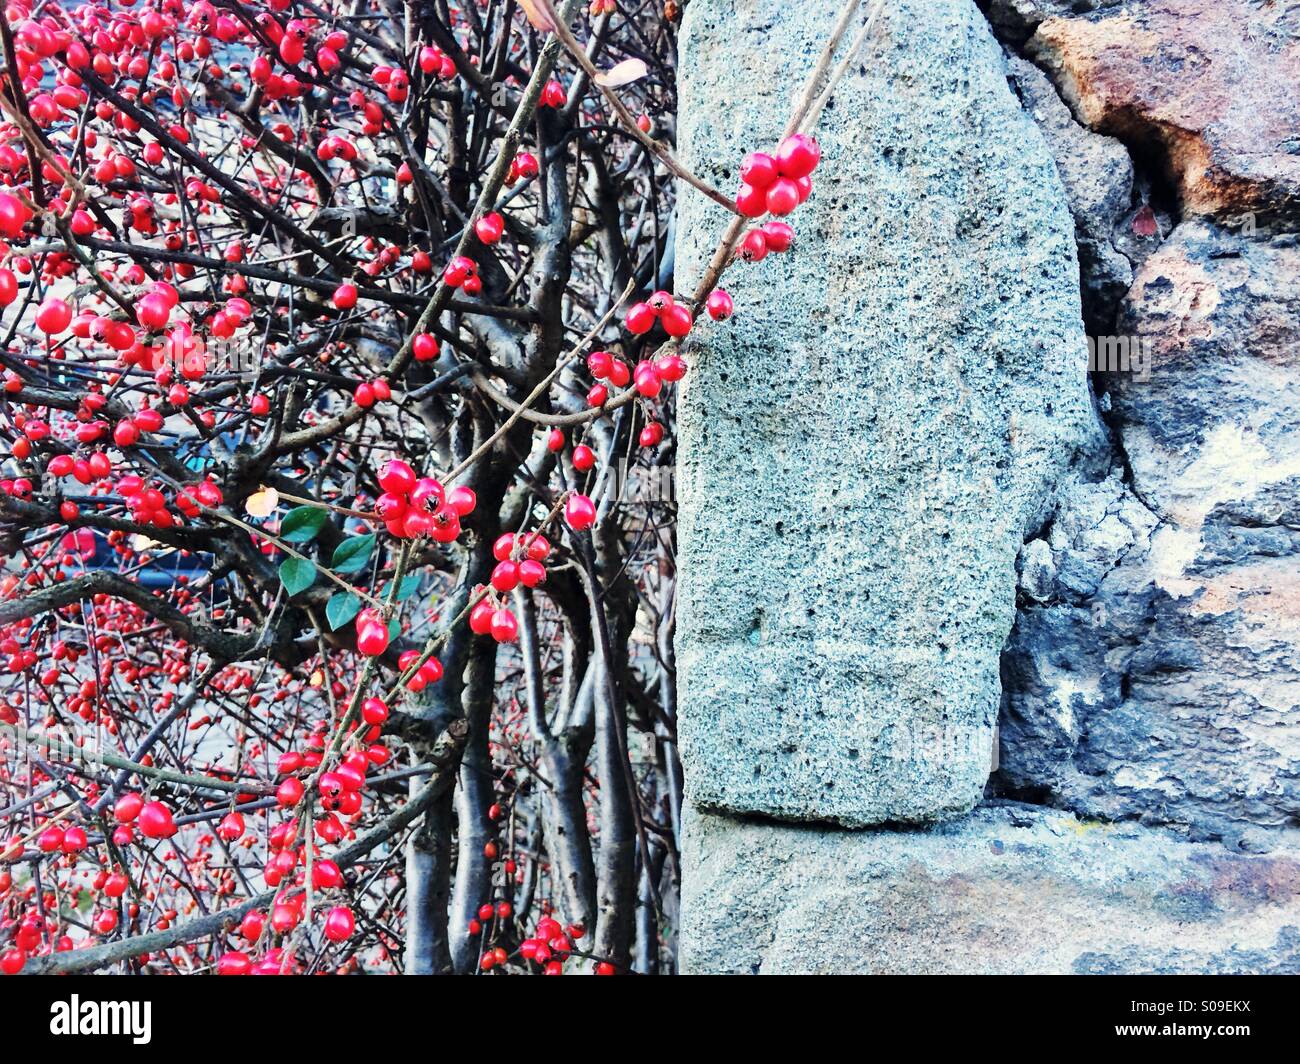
[1028,0,1300,222]
[1004,54,1138,332]
[680,802,1300,974]
[673,0,1097,826]
[994,222,1300,845]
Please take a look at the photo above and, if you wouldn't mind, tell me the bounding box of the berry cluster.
[624,288,693,338]
[442,254,482,294]
[373,459,476,542]
[467,531,558,645]
[352,375,392,408]
[506,151,540,185]
[736,133,822,217]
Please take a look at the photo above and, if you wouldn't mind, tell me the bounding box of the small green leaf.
[387,617,402,642]
[381,573,422,602]
[281,505,328,543]
[331,533,376,574]
[326,590,362,630]
[279,557,317,596]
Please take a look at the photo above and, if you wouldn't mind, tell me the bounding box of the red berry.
[447,485,476,516]
[412,332,438,361]
[660,303,693,338]
[355,609,390,656]
[362,697,389,725]
[740,230,769,262]
[765,177,800,216]
[470,599,495,635]
[217,952,251,975]
[276,777,304,807]
[518,559,546,587]
[655,353,688,381]
[490,608,518,643]
[761,221,794,252]
[491,560,520,592]
[137,800,178,839]
[113,420,140,448]
[565,493,597,531]
[633,362,662,398]
[740,151,778,188]
[443,256,477,288]
[735,182,767,218]
[378,459,417,496]
[114,793,144,823]
[475,212,504,244]
[776,133,821,179]
[625,302,655,334]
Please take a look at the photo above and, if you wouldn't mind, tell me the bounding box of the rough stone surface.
[993,221,1300,845]
[673,0,1097,827]
[1027,0,1300,222]
[1004,53,1136,331]
[978,0,1127,45]
[680,802,1300,974]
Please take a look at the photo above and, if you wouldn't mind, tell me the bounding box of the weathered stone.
[994,222,1300,844]
[1027,0,1300,222]
[672,0,1097,827]
[978,0,1127,45]
[680,802,1300,974]
[1004,53,1135,330]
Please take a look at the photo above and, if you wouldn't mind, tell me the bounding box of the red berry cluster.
[511,916,588,975]
[442,254,481,294]
[417,45,457,80]
[506,151,540,185]
[624,288,693,338]
[468,531,557,645]
[396,650,443,692]
[110,792,178,844]
[735,132,822,218]
[373,459,476,541]
[352,375,392,408]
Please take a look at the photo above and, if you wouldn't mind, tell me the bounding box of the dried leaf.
[245,486,279,518]
[518,0,558,32]
[595,58,648,88]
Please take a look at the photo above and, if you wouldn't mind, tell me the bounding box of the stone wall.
[675,0,1300,973]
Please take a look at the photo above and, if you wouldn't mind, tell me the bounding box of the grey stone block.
[673,0,1098,826]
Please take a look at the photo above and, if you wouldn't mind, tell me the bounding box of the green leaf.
[325,590,362,630]
[281,505,328,543]
[279,557,317,596]
[387,617,402,642]
[381,573,422,602]
[330,533,375,574]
